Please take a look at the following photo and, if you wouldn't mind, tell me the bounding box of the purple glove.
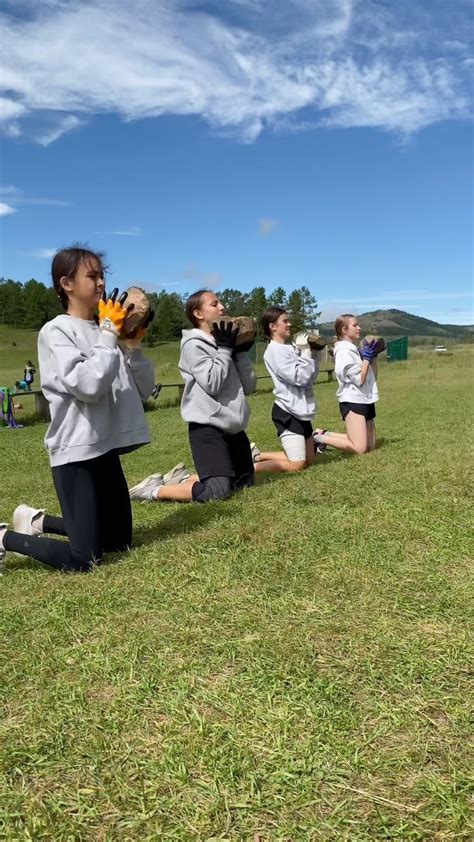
[360,339,377,361]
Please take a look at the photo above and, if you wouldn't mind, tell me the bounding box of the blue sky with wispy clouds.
[1,0,472,323]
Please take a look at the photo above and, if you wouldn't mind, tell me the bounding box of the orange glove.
[98,289,130,336]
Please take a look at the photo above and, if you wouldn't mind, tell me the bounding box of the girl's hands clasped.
[212,320,239,349]
[293,332,312,359]
[359,338,378,362]
[99,288,133,336]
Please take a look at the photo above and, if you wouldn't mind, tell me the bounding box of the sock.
[0,526,8,550]
[152,487,162,501]
[31,513,44,533]
[313,432,326,444]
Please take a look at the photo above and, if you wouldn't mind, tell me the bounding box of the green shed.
[387,336,408,362]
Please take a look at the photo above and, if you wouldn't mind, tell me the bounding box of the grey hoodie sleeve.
[275,347,315,387]
[181,340,233,396]
[124,347,155,400]
[338,347,363,386]
[45,323,120,403]
[234,352,257,395]
[342,362,363,387]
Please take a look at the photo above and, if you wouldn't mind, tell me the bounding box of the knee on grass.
[192,476,232,503]
[69,550,103,573]
[286,459,308,472]
[351,442,368,455]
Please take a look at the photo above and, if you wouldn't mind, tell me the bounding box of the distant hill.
[318,309,473,340]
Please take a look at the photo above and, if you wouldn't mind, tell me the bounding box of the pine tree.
[300,286,320,329]
[149,292,186,343]
[287,287,320,333]
[287,289,304,333]
[268,286,287,309]
[219,288,248,316]
[246,287,268,320]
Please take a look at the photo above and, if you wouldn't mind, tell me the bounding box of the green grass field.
[1,329,473,839]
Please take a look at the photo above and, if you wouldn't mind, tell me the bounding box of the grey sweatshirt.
[178,328,256,434]
[263,340,320,421]
[38,314,154,466]
[334,340,379,404]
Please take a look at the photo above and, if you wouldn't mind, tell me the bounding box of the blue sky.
[1,0,473,324]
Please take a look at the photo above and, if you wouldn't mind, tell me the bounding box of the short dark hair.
[51,245,107,311]
[261,306,286,339]
[185,289,214,328]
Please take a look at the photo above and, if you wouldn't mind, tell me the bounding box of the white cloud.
[258,217,279,235]
[94,226,141,236]
[0,185,69,210]
[35,114,83,146]
[319,289,474,321]
[326,290,473,306]
[0,202,17,216]
[30,247,57,258]
[0,0,471,143]
[0,97,26,124]
[177,264,223,289]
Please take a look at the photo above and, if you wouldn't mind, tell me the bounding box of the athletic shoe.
[250,442,261,463]
[313,429,328,453]
[163,467,191,485]
[129,474,164,501]
[13,504,45,536]
[0,524,7,574]
[162,463,188,484]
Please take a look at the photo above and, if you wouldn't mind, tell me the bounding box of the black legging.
[5,450,132,572]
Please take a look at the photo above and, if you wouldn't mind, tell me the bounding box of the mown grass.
[1,335,473,839]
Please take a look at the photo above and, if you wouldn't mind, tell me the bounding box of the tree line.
[0,278,320,344]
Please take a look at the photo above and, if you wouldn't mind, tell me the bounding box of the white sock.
[32,513,45,533]
[0,527,8,549]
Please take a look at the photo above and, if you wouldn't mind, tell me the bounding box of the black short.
[339,402,376,421]
[271,403,313,439]
[188,423,255,488]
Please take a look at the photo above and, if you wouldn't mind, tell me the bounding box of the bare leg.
[318,412,369,455]
[255,453,306,473]
[154,475,198,502]
[316,431,347,441]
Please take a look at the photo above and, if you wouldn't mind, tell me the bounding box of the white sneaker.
[163,464,191,485]
[13,504,45,536]
[129,474,164,501]
[313,429,328,453]
[163,463,186,483]
[0,523,7,574]
[250,442,261,462]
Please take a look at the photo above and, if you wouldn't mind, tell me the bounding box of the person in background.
[24,360,36,390]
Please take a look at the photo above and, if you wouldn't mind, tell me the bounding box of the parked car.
[434,345,448,353]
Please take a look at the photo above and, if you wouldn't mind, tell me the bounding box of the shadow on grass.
[132,500,236,546]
